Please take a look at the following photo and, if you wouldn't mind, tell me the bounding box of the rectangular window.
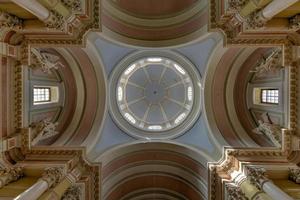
[33,87,51,103]
[261,89,279,104]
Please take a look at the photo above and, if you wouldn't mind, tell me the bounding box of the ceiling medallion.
[109,51,202,139]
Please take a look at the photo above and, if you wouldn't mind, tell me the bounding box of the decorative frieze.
[14,62,23,129]
[30,48,64,74]
[30,120,59,146]
[41,167,64,188]
[289,168,300,183]
[0,11,22,29]
[62,185,82,200]
[253,120,282,147]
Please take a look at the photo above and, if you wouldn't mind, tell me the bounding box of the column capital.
[290,15,300,30]
[0,166,24,188]
[61,185,82,200]
[44,10,64,29]
[289,168,300,183]
[61,0,82,12]
[226,184,248,200]
[245,166,268,190]
[0,11,23,29]
[41,167,64,188]
[246,10,268,29]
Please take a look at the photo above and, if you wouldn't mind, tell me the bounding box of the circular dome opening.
[109,51,201,139]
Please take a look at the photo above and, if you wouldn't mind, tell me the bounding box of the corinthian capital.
[246,11,268,29]
[290,14,300,30]
[41,167,64,188]
[62,0,82,12]
[289,168,300,183]
[62,185,82,200]
[44,10,64,29]
[0,167,24,188]
[245,166,268,190]
[226,184,248,200]
[0,11,22,29]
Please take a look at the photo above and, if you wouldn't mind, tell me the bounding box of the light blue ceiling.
[89,33,222,162]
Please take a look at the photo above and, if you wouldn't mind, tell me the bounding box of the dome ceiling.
[109,51,201,139]
[102,0,208,46]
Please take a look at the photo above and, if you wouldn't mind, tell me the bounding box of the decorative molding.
[208,130,293,199]
[18,129,100,200]
[0,11,22,29]
[14,62,23,129]
[209,0,298,46]
[14,0,100,65]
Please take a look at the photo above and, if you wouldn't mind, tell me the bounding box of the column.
[14,167,64,200]
[262,0,299,19]
[39,177,72,200]
[0,167,23,188]
[240,0,272,17]
[231,170,272,200]
[10,0,50,21]
[248,0,299,28]
[246,166,293,200]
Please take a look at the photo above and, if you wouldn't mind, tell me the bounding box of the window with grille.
[33,87,51,103]
[261,89,279,104]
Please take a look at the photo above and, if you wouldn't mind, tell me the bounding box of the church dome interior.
[0,0,300,199]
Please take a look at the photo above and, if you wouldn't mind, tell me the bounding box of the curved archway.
[99,142,209,200]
